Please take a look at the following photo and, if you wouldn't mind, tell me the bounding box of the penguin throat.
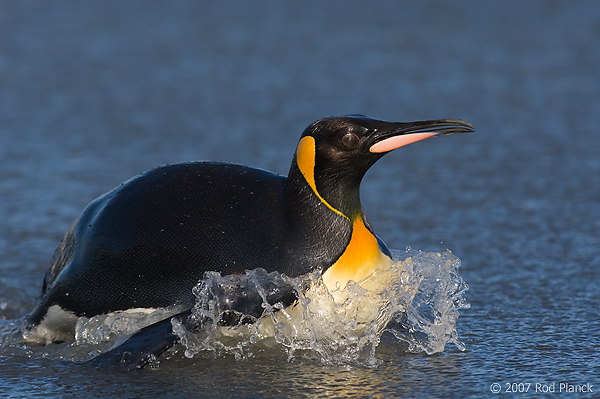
[295,136,391,294]
[322,217,392,294]
[295,136,346,218]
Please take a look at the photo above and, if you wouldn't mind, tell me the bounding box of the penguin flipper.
[88,309,191,371]
[88,277,299,370]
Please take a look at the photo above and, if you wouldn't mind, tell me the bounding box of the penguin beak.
[368,119,474,153]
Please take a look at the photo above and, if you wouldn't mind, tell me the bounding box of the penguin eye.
[341,132,360,149]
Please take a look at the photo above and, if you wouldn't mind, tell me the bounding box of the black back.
[29,161,352,323]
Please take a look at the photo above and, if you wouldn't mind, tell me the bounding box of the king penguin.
[24,115,473,367]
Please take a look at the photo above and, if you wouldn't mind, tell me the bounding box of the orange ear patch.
[295,136,345,218]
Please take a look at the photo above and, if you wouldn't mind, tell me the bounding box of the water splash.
[173,247,469,366]
[74,307,184,347]
[386,248,470,354]
[0,248,468,366]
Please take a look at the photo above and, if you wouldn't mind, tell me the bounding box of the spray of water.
[0,248,469,367]
[172,248,469,366]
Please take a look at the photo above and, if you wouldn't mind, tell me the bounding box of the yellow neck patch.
[295,136,392,296]
[322,218,392,293]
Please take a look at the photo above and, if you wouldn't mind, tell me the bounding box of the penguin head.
[294,115,474,218]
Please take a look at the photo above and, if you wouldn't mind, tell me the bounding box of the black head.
[293,115,474,218]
